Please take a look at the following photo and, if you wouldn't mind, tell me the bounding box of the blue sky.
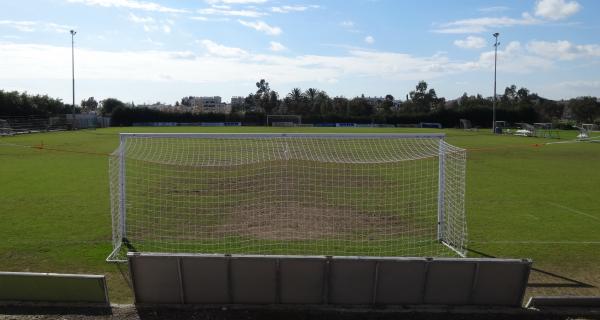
[0,0,599,104]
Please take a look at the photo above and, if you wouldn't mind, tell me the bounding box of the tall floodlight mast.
[70,30,77,124]
[492,32,500,134]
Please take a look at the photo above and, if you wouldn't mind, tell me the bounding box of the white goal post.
[582,123,598,132]
[266,114,301,126]
[107,133,467,262]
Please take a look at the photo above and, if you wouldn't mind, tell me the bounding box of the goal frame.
[266,114,302,126]
[108,132,463,262]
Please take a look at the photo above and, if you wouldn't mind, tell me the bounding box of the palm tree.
[315,90,330,115]
[304,88,319,114]
[286,88,304,114]
[287,88,303,102]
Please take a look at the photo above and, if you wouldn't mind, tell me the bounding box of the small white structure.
[514,129,533,137]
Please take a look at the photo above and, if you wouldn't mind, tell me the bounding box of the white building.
[182,96,231,114]
[201,103,231,114]
[230,96,245,106]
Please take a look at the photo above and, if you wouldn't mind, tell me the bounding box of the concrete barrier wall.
[0,272,109,305]
[128,253,531,307]
[526,296,600,308]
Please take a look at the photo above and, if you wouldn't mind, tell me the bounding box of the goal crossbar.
[118,133,446,139]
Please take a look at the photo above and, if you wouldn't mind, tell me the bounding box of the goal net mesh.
[108,134,466,261]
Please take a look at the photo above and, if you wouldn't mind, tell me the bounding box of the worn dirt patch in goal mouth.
[221,206,414,241]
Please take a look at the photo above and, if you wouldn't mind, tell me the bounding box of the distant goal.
[267,114,301,127]
[107,133,467,262]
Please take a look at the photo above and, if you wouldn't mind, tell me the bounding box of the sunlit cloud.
[0,20,74,33]
[534,0,581,20]
[66,0,188,13]
[238,20,282,35]
[454,36,486,49]
[269,41,286,52]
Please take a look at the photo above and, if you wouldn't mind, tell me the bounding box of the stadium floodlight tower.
[107,133,467,262]
[70,30,77,124]
[492,32,500,134]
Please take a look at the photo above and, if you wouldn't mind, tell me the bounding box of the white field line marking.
[546,138,600,145]
[548,202,600,222]
[471,241,600,244]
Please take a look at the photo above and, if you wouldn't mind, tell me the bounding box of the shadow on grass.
[0,305,112,316]
[116,262,133,290]
[466,247,595,289]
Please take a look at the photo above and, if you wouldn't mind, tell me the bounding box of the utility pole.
[70,30,77,126]
[492,32,500,134]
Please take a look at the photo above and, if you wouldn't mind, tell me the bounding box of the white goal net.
[107,133,467,262]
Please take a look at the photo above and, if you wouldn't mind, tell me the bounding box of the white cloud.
[66,0,188,13]
[0,20,36,32]
[364,36,375,44]
[128,13,172,33]
[0,20,73,33]
[206,0,267,4]
[0,38,576,97]
[436,1,580,34]
[238,20,281,35]
[128,13,154,23]
[142,37,164,46]
[211,4,231,9]
[434,13,540,34]
[454,36,486,49]
[2,35,22,39]
[527,40,600,60]
[478,6,510,13]
[197,7,265,17]
[549,80,600,98]
[0,42,480,86]
[200,39,248,57]
[474,41,553,73]
[340,20,354,28]
[271,5,319,13]
[534,0,581,20]
[190,16,231,22]
[269,41,286,52]
[555,80,600,89]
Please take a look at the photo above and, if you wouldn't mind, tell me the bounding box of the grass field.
[1,127,599,303]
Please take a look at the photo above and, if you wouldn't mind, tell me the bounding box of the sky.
[0,0,599,104]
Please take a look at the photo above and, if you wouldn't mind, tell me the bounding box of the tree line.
[1,81,599,127]
[0,90,73,117]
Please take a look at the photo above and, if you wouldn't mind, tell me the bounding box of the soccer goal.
[266,114,301,127]
[582,123,598,132]
[107,133,467,262]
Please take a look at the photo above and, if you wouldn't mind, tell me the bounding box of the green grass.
[1,127,599,302]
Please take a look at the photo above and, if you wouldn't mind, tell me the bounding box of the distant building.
[181,96,231,114]
[230,96,244,106]
[362,96,402,112]
[363,96,384,107]
[140,102,170,110]
[201,103,231,114]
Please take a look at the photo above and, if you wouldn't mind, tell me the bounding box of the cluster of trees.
[448,84,600,125]
[233,80,445,119]
[1,80,599,127]
[0,90,73,117]
[0,90,131,117]
[224,79,597,126]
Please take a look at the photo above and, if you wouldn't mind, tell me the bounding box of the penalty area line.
[471,240,600,245]
[548,202,600,222]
